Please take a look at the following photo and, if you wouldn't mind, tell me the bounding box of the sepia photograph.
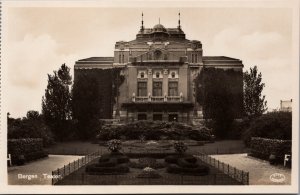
[0,0,299,194]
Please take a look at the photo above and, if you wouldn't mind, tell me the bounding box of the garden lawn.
[210,153,291,185]
[8,155,83,185]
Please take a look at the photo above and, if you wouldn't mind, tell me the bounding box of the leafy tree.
[8,111,54,147]
[72,73,102,139]
[195,68,243,139]
[42,64,72,140]
[242,111,291,146]
[243,66,267,118]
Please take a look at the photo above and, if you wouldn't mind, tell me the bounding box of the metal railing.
[51,151,101,185]
[196,153,249,185]
[134,96,181,102]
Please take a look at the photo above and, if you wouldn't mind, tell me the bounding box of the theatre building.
[74,15,244,123]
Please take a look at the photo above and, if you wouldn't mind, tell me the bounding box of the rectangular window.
[138,114,147,120]
[153,82,162,96]
[168,82,178,96]
[137,82,147,96]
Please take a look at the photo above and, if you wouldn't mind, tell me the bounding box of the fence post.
[247,172,249,185]
[222,162,224,172]
[74,160,76,171]
[234,167,236,179]
[64,165,65,177]
[217,160,219,170]
[227,164,229,175]
[181,174,183,185]
[57,168,60,181]
[69,162,71,174]
[214,174,217,184]
[51,171,54,185]
[81,173,84,185]
[78,159,80,168]
[242,171,244,184]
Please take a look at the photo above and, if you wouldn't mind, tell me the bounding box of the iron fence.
[196,153,249,185]
[51,151,101,185]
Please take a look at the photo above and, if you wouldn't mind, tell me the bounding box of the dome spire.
[140,12,144,30]
[178,11,181,29]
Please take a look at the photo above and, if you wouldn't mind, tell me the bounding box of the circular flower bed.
[86,152,130,175]
[165,154,209,176]
[129,157,165,169]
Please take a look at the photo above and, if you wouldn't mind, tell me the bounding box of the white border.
[0,0,299,194]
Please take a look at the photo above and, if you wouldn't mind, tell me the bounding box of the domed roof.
[153,24,167,32]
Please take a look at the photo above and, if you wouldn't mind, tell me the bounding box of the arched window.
[154,50,162,60]
[122,54,125,63]
[156,72,160,78]
[195,54,197,63]
[171,72,176,78]
[119,54,121,63]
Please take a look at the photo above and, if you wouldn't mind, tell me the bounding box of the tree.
[8,111,54,147]
[243,66,267,118]
[195,68,241,139]
[72,73,102,139]
[42,64,72,140]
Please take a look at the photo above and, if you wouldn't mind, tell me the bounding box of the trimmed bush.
[86,152,130,175]
[96,121,213,141]
[250,137,291,164]
[243,112,292,146]
[129,158,166,169]
[177,158,198,168]
[8,138,48,165]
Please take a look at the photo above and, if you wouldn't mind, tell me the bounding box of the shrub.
[8,116,55,147]
[8,138,48,165]
[174,141,188,154]
[242,112,292,146]
[107,139,122,152]
[250,137,291,164]
[97,121,213,141]
[129,158,165,169]
[177,158,198,168]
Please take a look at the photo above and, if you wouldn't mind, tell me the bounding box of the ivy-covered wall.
[73,68,124,120]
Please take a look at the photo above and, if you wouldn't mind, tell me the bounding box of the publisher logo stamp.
[270,173,285,183]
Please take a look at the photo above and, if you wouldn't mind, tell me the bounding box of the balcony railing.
[132,94,183,103]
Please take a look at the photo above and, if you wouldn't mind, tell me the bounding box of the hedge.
[96,121,213,141]
[8,138,48,165]
[250,137,291,163]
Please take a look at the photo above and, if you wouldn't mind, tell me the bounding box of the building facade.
[280,99,292,112]
[74,16,244,124]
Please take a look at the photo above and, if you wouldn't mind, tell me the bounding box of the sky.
[3,1,297,118]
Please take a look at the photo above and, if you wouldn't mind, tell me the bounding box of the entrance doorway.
[153,114,163,121]
[168,114,178,122]
[138,114,147,120]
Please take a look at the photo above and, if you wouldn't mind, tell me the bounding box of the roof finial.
[141,12,144,30]
[178,11,181,29]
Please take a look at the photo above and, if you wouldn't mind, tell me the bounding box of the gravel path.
[8,155,83,185]
[211,154,291,185]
